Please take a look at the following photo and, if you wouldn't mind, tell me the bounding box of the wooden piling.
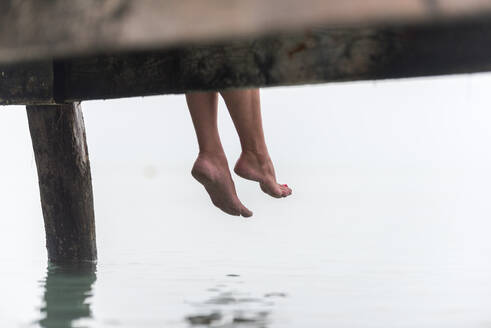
[26,103,97,263]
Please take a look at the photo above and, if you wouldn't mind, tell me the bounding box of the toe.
[286,185,292,194]
[241,206,253,217]
[233,198,252,218]
[260,182,283,198]
[279,184,292,197]
[271,185,284,198]
[221,205,241,216]
[271,181,285,197]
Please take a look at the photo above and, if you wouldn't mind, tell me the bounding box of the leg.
[26,103,97,263]
[220,89,292,198]
[186,92,252,217]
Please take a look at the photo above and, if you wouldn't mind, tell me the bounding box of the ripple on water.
[185,275,287,327]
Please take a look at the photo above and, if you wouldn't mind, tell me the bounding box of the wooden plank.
[1,0,491,63]
[27,103,97,263]
[0,61,54,105]
[56,20,491,102]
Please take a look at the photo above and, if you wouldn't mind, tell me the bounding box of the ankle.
[241,149,270,163]
[198,149,225,158]
[197,150,228,165]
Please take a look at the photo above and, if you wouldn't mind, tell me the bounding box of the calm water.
[3,167,491,328]
[2,76,491,327]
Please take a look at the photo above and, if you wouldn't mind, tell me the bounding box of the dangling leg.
[220,89,292,198]
[186,92,252,217]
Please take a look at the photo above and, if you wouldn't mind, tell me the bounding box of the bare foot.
[192,152,253,217]
[234,150,292,198]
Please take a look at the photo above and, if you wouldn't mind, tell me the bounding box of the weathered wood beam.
[3,20,491,105]
[57,20,491,102]
[26,103,97,263]
[0,61,55,105]
[1,0,491,63]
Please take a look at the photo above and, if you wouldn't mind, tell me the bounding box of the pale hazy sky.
[2,73,491,261]
[3,74,491,328]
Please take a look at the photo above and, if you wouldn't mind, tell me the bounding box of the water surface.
[2,76,491,327]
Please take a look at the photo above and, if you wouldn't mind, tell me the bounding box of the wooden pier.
[2,0,491,263]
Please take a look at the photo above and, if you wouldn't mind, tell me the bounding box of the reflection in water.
[37,263,97,328]
[186,275,286,327]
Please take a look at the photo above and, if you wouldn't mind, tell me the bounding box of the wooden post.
[26,103,97,263]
